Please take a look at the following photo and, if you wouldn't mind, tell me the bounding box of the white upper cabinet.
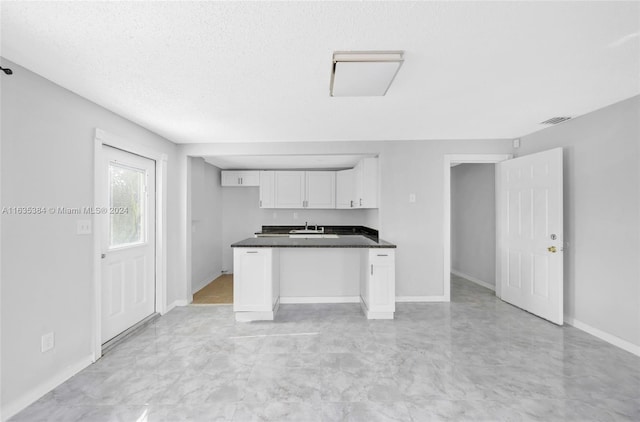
[255,157,378,209]
[305,171,336,209]
[336,168,356,209]
[274,171,306,208]
[264,171,336,209]
[259,171,275,208]
[221,170,260,186]
[354,157,378,208]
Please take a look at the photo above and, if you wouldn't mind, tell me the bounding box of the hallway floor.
[11,275,640,421]
[192,274,233,304]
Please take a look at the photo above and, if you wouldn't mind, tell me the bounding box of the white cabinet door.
[336,169,356,209]
[274,171,305,208]
[233,248,273,311]
[354,158,378,208]
[305,171,336,208]
[221,171,260,186]
[259,171,275,208]
[361,249,395,319]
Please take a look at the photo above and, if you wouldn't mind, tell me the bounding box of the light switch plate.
[41,332,54,352]
[77,220,92,235]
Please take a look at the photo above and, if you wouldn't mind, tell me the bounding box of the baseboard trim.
[166,299,189,313]
[564,316,640,357]
[451,269,495,291]
[2,354,93,421]
[395,296,448,302]
[279,296,360,304]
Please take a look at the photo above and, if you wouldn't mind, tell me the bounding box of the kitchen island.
[231,230,396,322]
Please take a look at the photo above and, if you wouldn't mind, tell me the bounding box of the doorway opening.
[450,163,497,296]
[443,154,511,301]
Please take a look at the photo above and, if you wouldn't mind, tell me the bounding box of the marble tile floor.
[11,274,640,421]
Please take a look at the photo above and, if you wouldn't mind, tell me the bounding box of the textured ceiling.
[1,1,639,143]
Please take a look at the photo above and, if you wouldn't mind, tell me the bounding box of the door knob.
[547,246,557,253]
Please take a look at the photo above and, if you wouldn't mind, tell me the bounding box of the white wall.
[220,187,373,271]
[0,58,181,418]
[518,95,640,350]
[450,164,496,286]
[190,158,223,293]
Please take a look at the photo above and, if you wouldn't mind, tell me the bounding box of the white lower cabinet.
[233,246,395,321]
[360,249,395,319]
[233,248,280,321]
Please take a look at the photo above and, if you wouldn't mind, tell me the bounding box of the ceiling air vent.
[540,116,571,125]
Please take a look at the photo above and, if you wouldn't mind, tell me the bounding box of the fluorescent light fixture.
[330,51,404,97]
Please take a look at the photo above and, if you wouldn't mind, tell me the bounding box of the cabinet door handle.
[240,177,243,185]
[246,251,258,254]
[350,200,353,208]
[371,264,373,276]
[377,254,388,257]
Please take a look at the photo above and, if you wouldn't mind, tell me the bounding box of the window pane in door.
[109,162,146,248]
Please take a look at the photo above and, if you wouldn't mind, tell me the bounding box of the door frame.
[443,154,512,301]
[92,128,168,361]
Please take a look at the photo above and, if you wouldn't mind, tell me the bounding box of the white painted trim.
[443,153,511,304]
[166,299,189,313]
[92,129,169,361]
[359,298,394,319]
[1,354,93,421]
[235,298,280,321]
[450,269,496,291]
[395,296,448,302]
[564,316,640,357]
[279,296,360,304]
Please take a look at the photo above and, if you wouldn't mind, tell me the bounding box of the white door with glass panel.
[101,146,156,343]
[497,148,563,325]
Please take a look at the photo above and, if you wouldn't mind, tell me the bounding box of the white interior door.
[101,146,156,343]
[497,148,563,325]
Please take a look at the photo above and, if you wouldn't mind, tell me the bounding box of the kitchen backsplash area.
[220,187,379,271]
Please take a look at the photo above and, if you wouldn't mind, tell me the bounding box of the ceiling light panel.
[330,51,404,97]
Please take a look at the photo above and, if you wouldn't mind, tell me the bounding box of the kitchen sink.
[289,234,339,239]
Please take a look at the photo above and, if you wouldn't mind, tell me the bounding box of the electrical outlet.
[513,138,521,149]
[41,332,55,352]
[77,219,92,235]
[409,193,416,203]
[293,212,298,219]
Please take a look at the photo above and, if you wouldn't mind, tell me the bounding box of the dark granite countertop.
[257,225,380,241]
[231,234,396,249]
